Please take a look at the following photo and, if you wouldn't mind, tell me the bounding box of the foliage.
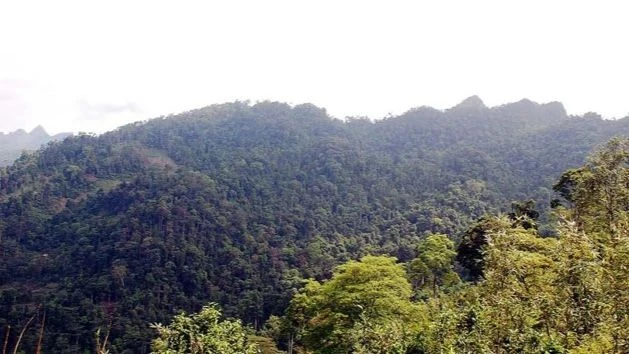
[455,216,509,280]
[150,303,258,354]
[286,256,417,353]
[554,137,629,237]
[412,137,629,353]
[409,234,459,297]
[457,201,541,281]
[0,100,628,351]
[285,137,629,353]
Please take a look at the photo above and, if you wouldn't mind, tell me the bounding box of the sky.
[1,1,628,135]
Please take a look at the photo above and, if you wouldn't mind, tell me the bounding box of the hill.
[0,126,72,166]
[0,99,628,352]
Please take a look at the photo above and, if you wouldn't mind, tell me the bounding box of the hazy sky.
[1,1,627,134]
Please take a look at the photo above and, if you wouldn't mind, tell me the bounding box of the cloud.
[77,100,142,121]
[0,83,21,102]
[0,78,30,102]
[72,99,146,134]
[0,78,38,132]
[1,1,629,134]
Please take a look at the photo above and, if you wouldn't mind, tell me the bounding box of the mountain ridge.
[1,99,628,352]
[0,125,72,166]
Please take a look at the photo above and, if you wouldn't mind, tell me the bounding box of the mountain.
[0,126,72,166]
[0,99,628,352]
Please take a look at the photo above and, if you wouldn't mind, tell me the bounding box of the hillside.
[1,98,628,352]
[0,126,72,166]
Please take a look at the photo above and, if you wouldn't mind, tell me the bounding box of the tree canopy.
[286,256,417,353]
[151,303,258,354]
[1,100,628,352]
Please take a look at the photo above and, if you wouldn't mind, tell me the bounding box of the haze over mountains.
[0,126,72,166]
[1,97,628,352]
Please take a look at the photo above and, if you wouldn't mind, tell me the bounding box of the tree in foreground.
[286,255,419,354]
[150,303,258,354]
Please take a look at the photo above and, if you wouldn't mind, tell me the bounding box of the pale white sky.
[1,1,627,134]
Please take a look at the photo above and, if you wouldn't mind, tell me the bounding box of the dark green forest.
[1,98,628,353]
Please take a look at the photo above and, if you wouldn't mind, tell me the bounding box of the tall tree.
[151,304,258,354]
[554,137,629,237]
[409,234,459,297]
[286,256,417,353]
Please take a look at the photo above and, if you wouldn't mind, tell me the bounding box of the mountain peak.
[447,96,488,116]
[494,99,568,123]
[451,96,487,111]
[542,101,567,118]
[12,129,28,136]
[30,125,49,138]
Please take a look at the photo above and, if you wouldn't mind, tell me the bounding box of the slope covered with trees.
[0,98,628,352]
[281,138,629,353]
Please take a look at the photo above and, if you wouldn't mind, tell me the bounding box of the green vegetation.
[409,234,459,297]
[286,256,417,353]
[151,304,258,354]
[278,138,629,353]
[0,99,628,352]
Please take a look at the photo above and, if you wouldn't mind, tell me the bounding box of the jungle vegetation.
[0,98,628,352]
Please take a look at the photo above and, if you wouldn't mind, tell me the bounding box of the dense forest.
[0,126,71,167]
[1,98,628,353]
[276,138,629,353]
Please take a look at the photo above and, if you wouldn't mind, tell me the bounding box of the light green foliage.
[415,287,490,353]
[414,138,629,353]
[413,222,564,353]
[479,224,562,352]
[553,138,629,352]
[287,256,417,353]
[456,215,511,280]
[554,137,629,237]
[248,335,284,354]
[409,234,460,297]
[348,314,412,354]
[150,303,258,354]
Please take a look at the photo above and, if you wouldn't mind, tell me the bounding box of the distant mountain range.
[0,126,72,166]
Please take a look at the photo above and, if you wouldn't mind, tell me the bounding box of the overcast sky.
[1,1,627,134]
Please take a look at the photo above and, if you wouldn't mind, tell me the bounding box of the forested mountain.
[0,98,628,353]
[0,126,72,166]
[283,138,629,353]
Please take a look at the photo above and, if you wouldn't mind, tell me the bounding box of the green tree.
[150,303,258,354]
[456,216,508,281]
[508,200,539,230]
[552,137,629,352]
[287,256,417,353]
[554,137,629,237]
[418,139,629,352]
[457,203,539,282]
[409,234,459,297]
